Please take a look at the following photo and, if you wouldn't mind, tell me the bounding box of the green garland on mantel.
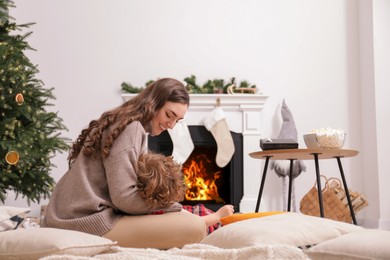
[121,75,257,94]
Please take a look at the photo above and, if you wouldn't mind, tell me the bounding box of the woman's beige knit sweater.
[42,121,161,236]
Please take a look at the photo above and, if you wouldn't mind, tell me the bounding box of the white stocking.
[203,107,235,168]
[167,121,194,164]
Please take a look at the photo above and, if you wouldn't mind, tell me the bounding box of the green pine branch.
[0,0,70,204]
[121,75,257,94]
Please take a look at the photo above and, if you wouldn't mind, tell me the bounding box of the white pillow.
[305,229,390,260]
[0,206,30,231]
[0,227,116,260]
[200,212,363,248]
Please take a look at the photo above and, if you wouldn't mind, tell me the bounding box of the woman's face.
[150,101,188,136]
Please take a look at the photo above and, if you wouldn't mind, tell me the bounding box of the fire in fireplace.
[182,150,225,203]
[148,125,243,212]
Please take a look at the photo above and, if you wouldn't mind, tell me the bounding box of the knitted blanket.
[41,244,309,260]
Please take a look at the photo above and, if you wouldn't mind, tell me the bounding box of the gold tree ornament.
[5,151,20,165]
[15,93,24,105]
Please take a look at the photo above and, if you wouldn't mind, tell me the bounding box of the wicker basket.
[300,176,368,223]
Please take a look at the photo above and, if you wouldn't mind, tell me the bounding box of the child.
[136,151,234,228]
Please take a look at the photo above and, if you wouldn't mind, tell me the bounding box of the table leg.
[335,157,358,225]
[312,153,325,218]
[287,159,294,212]
[255,156,271,213]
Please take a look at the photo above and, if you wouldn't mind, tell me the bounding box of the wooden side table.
[249,148,359,224]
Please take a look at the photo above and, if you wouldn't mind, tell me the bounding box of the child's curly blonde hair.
[136,151,187,208]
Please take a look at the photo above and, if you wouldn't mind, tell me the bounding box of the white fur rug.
[41,243,309,260]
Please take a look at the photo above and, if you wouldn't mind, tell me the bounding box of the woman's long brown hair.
[68,78,190,167]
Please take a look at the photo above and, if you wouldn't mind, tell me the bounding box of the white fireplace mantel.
[122,93,269,212]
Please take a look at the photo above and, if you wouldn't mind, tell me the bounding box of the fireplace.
[122,93,268,213]
[148,126,243,212]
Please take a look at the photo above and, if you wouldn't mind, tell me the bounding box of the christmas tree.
[0,0,69,203]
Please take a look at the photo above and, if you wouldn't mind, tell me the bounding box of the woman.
[43,78,207,249]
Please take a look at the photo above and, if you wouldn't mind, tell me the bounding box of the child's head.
[136,151,187,208]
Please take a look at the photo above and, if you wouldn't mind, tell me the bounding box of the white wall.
[372,0,390,230]
[5,0,389,229]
